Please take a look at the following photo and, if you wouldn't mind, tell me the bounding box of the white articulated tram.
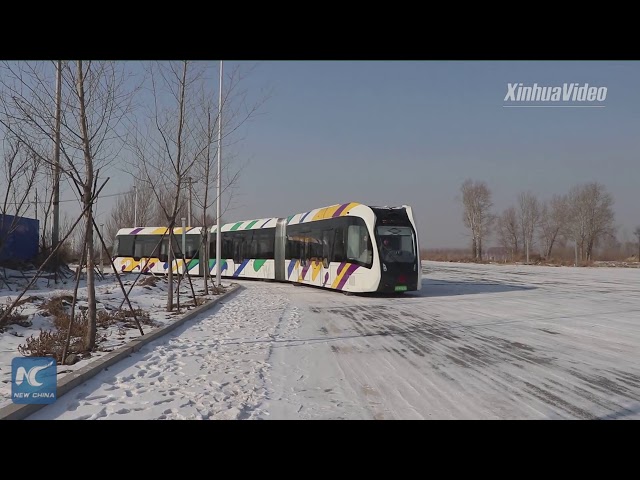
[112,202,421,294]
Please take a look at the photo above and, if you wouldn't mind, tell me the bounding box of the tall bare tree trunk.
[461,179,493,263]
[202,224,209,295]
[52,60,62,259]
[587,240,595,261]
[76,60,97,350]
[167,230,173,311]
[545,234,556,259]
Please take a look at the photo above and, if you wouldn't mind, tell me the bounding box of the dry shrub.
[40,296,94,339]
[18,309,107,361]
[40,295,73,318]
[526,254,544,264]
[52,309,89,339]
[0,300,29,330]
[17,329,82,362]
[97,309,117,328]
[97,307,157,328]
[119,308,156,327]
[139,276,159,287]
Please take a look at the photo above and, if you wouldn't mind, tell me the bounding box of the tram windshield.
[376,226,416,263]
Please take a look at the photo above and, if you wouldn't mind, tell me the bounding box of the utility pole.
[34,188,38,221]
[574,239,578,267]
[216,60,223,288]
[187,177,193,227]
[134,183,138,227]
[181,217,187,275]
[51,60,62,251]
[99,223,104,274]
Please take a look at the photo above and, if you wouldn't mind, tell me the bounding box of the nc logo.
[12,357,57,404]
[15,360,54,386]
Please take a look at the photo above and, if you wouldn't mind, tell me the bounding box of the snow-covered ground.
[4,261,640,419]
[0,268,220,411]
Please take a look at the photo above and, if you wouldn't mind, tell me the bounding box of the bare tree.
[461,179,494,261]
[634,226,640,260]
[599,233,623,260]
[36,167,54,252]
[57,211,78,261]
[517,191,540,264]
[566,182,616,261]
[104,183,155,245]
[496,207,520,260]
[128,61,208,311]
[191,65,265,292]
[0,137,39,260]
[150,186,189,226]
[539,194,568,260]
[0,61,138,350]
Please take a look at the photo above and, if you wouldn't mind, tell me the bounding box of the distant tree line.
[459,179,637,264]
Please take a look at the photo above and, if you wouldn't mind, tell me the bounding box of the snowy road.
[29,262,640,419]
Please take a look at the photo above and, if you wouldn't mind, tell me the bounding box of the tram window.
[304,244,311,264]
[251,231,268,258]
[333,228,345,262]
[159,239,168,262]
[222,236,233,258]
[133,239,144,259]
[255,230,275,258]
[286,234,298,259]
[247,231,257,258]
[184,237,199,259]
[116,235,135,256]
[252,232,260,258]
[262,230,275,258]
[346,224,372,266]
[134,236,161,259]
[322,230,331,260]
[159,235,180,261]
[233,236,244,263]
[309,230,322,261]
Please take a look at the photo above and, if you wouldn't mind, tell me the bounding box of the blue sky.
[90,61,640,248]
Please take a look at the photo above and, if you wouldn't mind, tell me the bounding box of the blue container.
[0,214,39,262]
